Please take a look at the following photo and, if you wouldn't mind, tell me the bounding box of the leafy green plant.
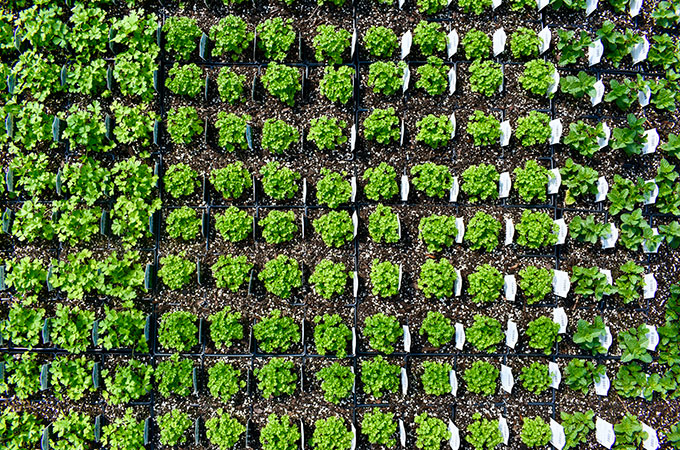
[311,417,353,450]
[260,210,297,244]
[255,358,297,397]
[12,200,54,243]
[260,414,300,450]
[216,112,250,152]
[212,254,253,292]
[50,411,93,450]
[416,0,447,13]
[419,214,457,252]
[102,409,145,450]
[458,0,492,13]
[52,304,94,353]
[618,324,652,363]
[560,71,596,98]
[360,165,397,203]
[468,264,503,304]
[569,215,609,244]
[216,67,246,104]
[206,410,246,450]
[166,106,203,145]
[469,59,503,96]
[166,206,200,240]
[211,162,252,201]
[50,356,94,401]
[612,363,648,398]
[208,306,244,349]
[308,116,347,151]
[414,413,451,450]
[466,314,504,352]
[418,258,457,299]
[158,311,198,352]
[262,118,298,154]
[364,313,402,353]
[416,56,448,95]
[4,304,44,349]
[61,101,113,153]
[210,15,252,60]
[364,107,400,145]
[462,164,499,203]
[163,16,200,60]
[102,360,153,405]
[158,410,191,446]
[61,157,111,206]
[208,361,245,402]
[368,61,406,96]
[611,114,646,157]
[164,163,198,198]
[256,18,295,61]
[572,316,607,355]
[10,152,55,198]
[0,409,42,449]
[510,27,540,59]
[518,266,553,305]
[158,253,194,290]
[215,207,252,243]
[571,266,615,301]
[520,60,555,96]
[413,21,447,56]
[615,260,644,304]
[416,114,453,149]
[316,362,355,404]
[421,361,453,395]
[5,257,45,298]
[317,169,351,208]
[564,121,605,158]
[364,26,398,58]
[361,355,400,398]
[411,163,452,198]
[361,410,397,447]
[515,111,551,147]
[514,160,550,203]
[604,78,637,111]
[258,254,302,298]
[313,211,354,248]
[556,30,591,66]
[560,158,599,204]
[463,361,498,395]
[521,417,551,447]
[260,161,300,201]
[561,410,594,450]
[262,63,301,106]
[254,309,300,353]
[465,211,501,252]
[526,316,561,354]
[466,110,500,146]
[5,353,40,399]
[320,66,354,104]
[370,260,400,298]
[516,210,558,248]
[156,353,193,397]
[520,361,551,394]
[313,314,351,359]
[466,413,502,450]
[596,21,640,68]
[369,204,399,243]
[313,25,351,63]
[419,311,454,348]
[653,0,680,27]
[309,260,348,299]
[614,414,648,450]
[462,29,491,60]
[166,63,202,97]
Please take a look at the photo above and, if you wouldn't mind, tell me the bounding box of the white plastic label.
[547,70,560,97]
[638,85,651,107]
[450,112,456,138]
[403,325,411,352]
[402,65,410,94]
[454,269,462,297]
[596,417,615,449]
[553,270,571,298]
[498,172,511,198]
[643,181,658,205]
[631,36,649,64]
[401,175,409,201]
[351,176,357,202]
[601,223,618,249]
[301,419,305,449]
[644,324,659,351]
[401,31,412,59]
[450,177,459,202]
[642,129,659,155]
[504,275,516,301]
[400,118,405,147]
[350,124,357,151]
[643,273,657,299]
[599,268,613,286]
[450,370,458,396]
[595,176,608,203]
[550,419,566,450]
[548,119,562,145]
[399,0,406,8]
[351,29,357,58]
[536,0,549,10]
[589,39,604,66]
[352,211,358,238]
[555,218,568,245]
[548,362,561,388]
[600,326,613,352]
[599,122,611,148]
[448,421,460,450]
[585,0,598,15]
[493,28,506,56]
[594,373,610,396]
[455,217,464,244]
[500,120,511,146]
[505,218,514,246]
[399,420,406,447]
[401,368,408,396]
[629,0,643,17]
[641,423,659,450]
[500,365,514,393]
[499,416,510,445]
[553,307,568,333]
[448,67,457,95]
[455,323,465,350]
[548,168,561,194]
[397,214,402,239]
[505,319,518,348]
[351,424,357,450]
[447,30,459,58]
[591,80,605,106]
[538,27,551,54]
[353,271,359,297]
[398,263,403,291]
[492,0,502,9]
[352,327,357,355]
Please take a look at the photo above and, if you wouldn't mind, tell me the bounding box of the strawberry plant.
[216,112,250,152]
[418,258,457,299]
[308,116,347,151]
[556,29,591,66]
[467,314,503,352]
[420,311,454,347]
[560,158,599,204]
[515,111,550,146]
[215,207,252,242]
[516,210,558,248]
[260,210,297,244]
[521,417,551,447]
[469,60,502,96]
[166,106,203,145]
[99,305,148,351]
[462,163,500,202]
[158,311,198,352]
[526,316,561,354]
[465,211,501,252]
[466,413,502,450]
[611,114,646,156]
[210,15,252,60]
[572,316,607,355]
[262,118,299,154]
[615,261,644,304]
[560,71,596,98]
[416,56,447,95]
[216,67,246,104]
[466,110,500,146]
[313,25,351,64]
[316,362,355,404]
[569,215,608,244]
[459,0,492,14]
[166,206,200,240]
[309,260,348,300]
[311,417,353,450]
[102,360,153,404]
[258,254,302,298]
[50,412,93,450]
[618,324,652,363]
[254,309,301,353]
[255,359,297,397]
[468,263,503,304]
[411,162,452,198]
[262,63,301,106]
[462,29,491,60]
[520,59,555,96]
[416,114,453,148]
[370,259,400,298]
[314,314,351,357]
[208,306,244,349]
[564,121,605,158]
[212,254,253,292]
[260,161,300,200]
[368,61,406,95]
[50,356,94,401]
[156,353,193,397]
[163,16,200,60]
[158,410,191,446]
[571,266,616,301]
[166,63,202,97]
[463,361,498,395]
[102,409,145,450]
[208,361,245,402]
[158,252,194,290]
[206,410,246,450]
[518,266,553,304]
[261,414,300,450]
[164,163,199,198]
[413,21,447,56]
[361,355,400,398]
[313,211,354,247]
[510,27,540,59]
[419,214,457,252]
[520,361,551,394]
[368,204,399,243]
[211,162,252,200]
[364,26,398,58]
[256,18,295,61]
[564,359,605,393]
[364,107,400,144]
[362,410,397,446]
[52,304,94,353]
[421,362,453,395]
[364,313,402,353]
[320,66,354,104]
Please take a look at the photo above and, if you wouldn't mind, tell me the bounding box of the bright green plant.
[158,311,198,352]
[467,314,503,352]
[4,304,44,349]
[258,255,302,298]
[564,359,606,394]
[260,210,297,244]
[521,417,551,447]
[518,266,553,304]
[210,15,252,60]
[216,112,250,152]
[308,116,347,151]
[468,264,503,304]
[164,163,198,198]
[413,21,447,56]
[166,63,202,97]
[369,204,400,243]
[462,163,499,203]
[5,257,45,298]
[261,414,300,450]
[458,0,492,13]
[320,66,354,104]
[572,316,608,355]
[511,27,540,59]
[211,162,252,201]
[462,29,491,60]
[317,169,351,208]
[520,362,551,394]
[208,361,245,402]
[255,359,297,398]
[216,67,246,104]
[163,16,200,59]
[102,360,153,405]
[561,410,595,450]
[520,59,555,96]
[416,56,448,95]
[206,410,246,450]
[212,254,253,292]
[158,410,191,446]
[361,356,400,398]
[208,306,244,349]
[158,253,194,290]
[166,106,203,145]
[516,210,558,248]
[313,211,354,247]
[50,356,94,401]
[514,160,550,203]
[368,61,406,95]
[50,412,93,450]
[465,211,501,252]
[421,362,453,395]
[362,410,397,447]
[371,259,400,298]
[102,409,145,450]
[166,206,200,240]
[260,161,300,201]
[469,60,502,96]
[309,260,348,300]
[314,25,351,64]
[262,118,299,154]
[515,111,551,147]
[466,413,502,450]
[419,214,457,252]
[411,163,452,198]
[415,413,451,450]
[526,316,561,354]
[364,107,400,144]
[364,26,398,58]
[418,258,457,299]
[364,163,399,201]
[51,304,94,353]
[463,361,498,395]
[364,313,402,353]
[416,114,453,149]
[419,311,454,348]
[156,353,193,397]
[256,18,295,61]
[466,110,500,146]
[311,417,353,450]
[215,207,252,243]
[314,314,351,358]
[254,309,300,353]
[262,62,301,106]
[316,362,355,404]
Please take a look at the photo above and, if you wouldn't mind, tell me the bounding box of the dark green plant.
[371,259,400,298]
[314,314,351,358]
[361,356,400,398]
[316,362,355,404]
[467,314,503,352]
[411,163,452,198]
[615,261,644,304]
[556,29,591,66]
[561,410,595,450]
[573,316,608,355]
[560,158,599,204]
[364,313,402,353]
[260,161,300,200]
[413,21,447,56]
[560,71,596,98]
[419,214,457,252]
[611,114,647,157]
[569,215,608,244]
[418,258,457,299]
[564,121,605,158]
[158,311,198,352]
[463,361,498,395]
[564,359,605,394]
[313,211,354,248]
[571,266,615,301]
[258,255,302,298]
[255,359,297,398]
[618,324,652,363]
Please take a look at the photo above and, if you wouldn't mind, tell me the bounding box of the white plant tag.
[549,119,563,144]
[548,168,561,194]
[350,124,357,151]
[353,271,359,298]
[500,365,514,393]
[638,85,651,107]
[351,424,357,450]
[302,178,308,203]
[401,31,412,59]
[631,36,649,64]
[643,228,661,254]
[448,67,457,95]
[547,69,560,97]
[448,421,460,450]
[505,218,514,246]
[585,0,598,15]
[505,319,518,348]
[455,217,464,244]
[397,214,402,239]
[554,218,568,245]
[599,122,611,148]
[591,80,605,106]
[553,270,571,298]
[399,420,406,447]
[629,0,642,17]
[599,268,613,286]
[351,176,357,202]
[401,368,408,396]
[401,175,409,201]
[447,30,459,58]
[553,307,568,333]
[643,181,658,205]
[402,65,410,93]
[644,324,659,351]
[352,211,358,238]
[594,372,610,396]
[450,370,458,396]
[601,223,618,249]
[641,423,659,450]
[500,121,511,146]
[301,420,305,449]
[539,27,551,54]
[498,172,511,198]
[398,264,403,291]
[492,0,502,9]
[499,416,510,445]
[536,0,549,10]
[450,112,456,138]
[642,129,659,154]
[600,326,613,352]
[588,39,604,66]
[400,118,405,146]
[351,29,357,57]
[504,275,517,301]
[550,419,566,450]
[454,269,462,297]
[548,362,561,388]
[643,273,657,299]
[450,177,459,202]
[455,323,465,350]
[399,0,406,8]
[596,417,615,449]
[403,325,411,352]
[595,176,608,202]
[493,28,506,56]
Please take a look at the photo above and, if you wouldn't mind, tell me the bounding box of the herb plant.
[364,107,400,144]
[308,116,347,151]
[411,163,452,198]
[467,315,503,352]
[313,211,354,248]
[216,112,250,152]
[206,410,245,450]
[361,356,400,398]
[260,161,300,200]
[314,314,351,358]
[516,210,558,248]
[416,57,448,95]
[208,361,245,402]
[468,264,503,304]
[216,68,246,104]
[521,417,551,447]
[463,361,498,395]
[466,413,502,450]
[158,311,198,352]
[413,21,447,56]
[362,410,397,446]
[518,266,553,304]
[510,28,540,59]
[166,206,200,241]
[469,60,502,96]
[166,63,202,97]
[210,15,252,60]
[364,313,402,353]
[309,260,348,300]
[256,18,295,61]
[212,254,253,292]
[164,163,198,198]
[419,214,457,252]
[416,114,453,149]
[419,311,454,348]
[519,59,555,96]
[514,160,550,203]
[371,259,400,298]
[465,211,501,252]
[158,410,191,446]
[364,26,398,59]
[414,413,451,450]
[211,162,252,201]
[561,410,595,449]
[462,163,500,203]
[462,29,491,60]
[364,163,398,201]
[261,63,301,106]
[208,307,244,349]
[369,204,400,243]
[156,354,193,397]
[418,258,457,299]
[166,106,202,145]
[102,360,153,405]
[421,362,453,395]
[317,169,351,208]
[158,253,194,290]
[320,66,354,104]
[163,17,200,60]
[526,316,561,354]
[258,255,302,298]
[520,362,551,394]
[466,110,500,146]
[316,362,355,404]
[260,210,297,244]
[255,359,297,397]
